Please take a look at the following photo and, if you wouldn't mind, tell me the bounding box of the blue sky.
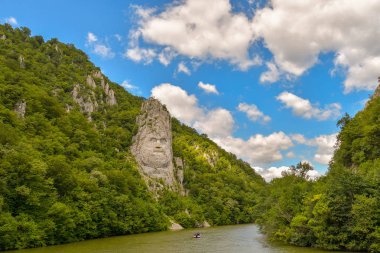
[2,0,379,180]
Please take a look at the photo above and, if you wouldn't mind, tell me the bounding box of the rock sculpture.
[131,98,177,190]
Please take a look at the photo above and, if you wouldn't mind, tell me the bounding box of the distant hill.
[0,24,265,250]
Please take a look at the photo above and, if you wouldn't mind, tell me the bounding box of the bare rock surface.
[72,71,117,120]
[131,98,177,190]
[72,84,98,120]
[169,220,184,231]
[14,100,26,118]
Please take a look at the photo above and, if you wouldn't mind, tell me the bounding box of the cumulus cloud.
[260,62,280,83]
[86,32,115,59]
[87,32,97,43]
[276,92,341,120]
[158,47,177,66]
[237,103,270,123]
[127,1,380,91]
[198,81,219,94]
[5,17,17,25]
[129,0,261,70]
[124,47,156,64]
[310,134,338,164]
[193,108,234,137]
[93,44,115,58]
[253,0,380,92]
[177,62,191,75]
[290,134,307,144]
[214,132,293,166]
[292,133,338,165]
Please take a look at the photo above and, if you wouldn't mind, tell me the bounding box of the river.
[8,224,353,253]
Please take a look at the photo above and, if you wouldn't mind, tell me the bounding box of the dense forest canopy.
[0,24,265,250]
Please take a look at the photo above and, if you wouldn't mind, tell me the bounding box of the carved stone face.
[140,132,171,168]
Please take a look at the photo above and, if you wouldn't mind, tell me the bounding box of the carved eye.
[150,138,157,143]
[160,138,167,143]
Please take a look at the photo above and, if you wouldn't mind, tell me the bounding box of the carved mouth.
[153,150,165,154]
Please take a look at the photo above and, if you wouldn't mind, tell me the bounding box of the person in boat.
[193,232,201,238]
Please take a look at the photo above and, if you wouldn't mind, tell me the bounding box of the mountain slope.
[0,24,264,250]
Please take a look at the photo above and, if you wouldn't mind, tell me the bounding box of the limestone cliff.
[131,98,182,192]
[71,71,117,120]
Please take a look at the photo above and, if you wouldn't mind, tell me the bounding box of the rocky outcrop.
[86,71,117,106]
[72,84,98,120]
[169,220,184,231]
[72,71,117,120]
[18,55,25,69]
[131,98,177,191]
[14,100,26,118]
[86,75,96,89]
[0,34,6,40]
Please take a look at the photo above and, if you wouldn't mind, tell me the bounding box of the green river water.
[8,224,353,253]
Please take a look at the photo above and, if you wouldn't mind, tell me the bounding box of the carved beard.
[140,134,170,168]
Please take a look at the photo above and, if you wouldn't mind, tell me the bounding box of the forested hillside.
[255,89,380,252]
[0,24,264,250]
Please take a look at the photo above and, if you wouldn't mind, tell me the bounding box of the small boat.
[193,232,201,238]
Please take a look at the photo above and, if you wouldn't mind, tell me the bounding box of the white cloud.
[214,132,293,166]
[290,134,307,144]
[193,108,234,137]
[177,62,191,75]
[291,133,338,165]
[128,1,380,91]
[124,47,156,64]
[86,32,115,59]
[310,133,338,165]
[130,0,261,70]
[198,81,219,95]
[237,103,270,123]
[276,92,341,120]
[158,47,177,66]
[253,0,380,92]
[93,44,115,59]
[87,32,98,43]
[5,17,18,25]
[260,62,280,83]
[121,80,139,91]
